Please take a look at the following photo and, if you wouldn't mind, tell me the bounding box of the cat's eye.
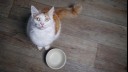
[44,15,50,22]
[36,17,40,21]
[45,18,50,22]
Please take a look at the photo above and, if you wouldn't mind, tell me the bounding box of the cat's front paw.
[45,45,50,50]
[37,46,43,50]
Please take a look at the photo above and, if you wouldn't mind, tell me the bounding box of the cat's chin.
[38,27,46,30]
[39,28,45,30]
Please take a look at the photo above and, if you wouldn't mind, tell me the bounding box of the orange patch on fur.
[41,4,82,34]
[42,8,60,35]
[53,14,60,35]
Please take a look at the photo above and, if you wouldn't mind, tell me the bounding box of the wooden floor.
[0,0,127,72]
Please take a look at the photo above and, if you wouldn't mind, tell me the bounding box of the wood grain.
[95,44,127,72]
[61,16,127,51]
[33,0,127,26]
[0,0,14,17]
[0,0,127,72]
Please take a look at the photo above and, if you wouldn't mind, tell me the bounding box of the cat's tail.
[55,4,82,19]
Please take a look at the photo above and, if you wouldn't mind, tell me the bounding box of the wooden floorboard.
[0,0,14,17]
[33,0,127,26]
[61,16,127,51]
[95,44,127,72]
[0,0,127,72]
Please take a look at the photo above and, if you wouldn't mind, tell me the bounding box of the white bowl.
[46,48,66,69]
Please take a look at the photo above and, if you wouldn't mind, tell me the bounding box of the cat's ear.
[31,5,39,17]
[48,7,54,17]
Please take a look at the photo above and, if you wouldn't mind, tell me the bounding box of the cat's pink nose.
[40,23,44,26]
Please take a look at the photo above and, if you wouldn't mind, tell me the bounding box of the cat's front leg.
[45,45,50,50]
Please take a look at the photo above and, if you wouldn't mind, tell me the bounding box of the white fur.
[27,5,61,50]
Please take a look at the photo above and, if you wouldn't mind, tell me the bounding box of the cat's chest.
[31,27,55,39]
[29,27,55,46]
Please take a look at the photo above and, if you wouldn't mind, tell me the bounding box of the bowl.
[46,48,66,69]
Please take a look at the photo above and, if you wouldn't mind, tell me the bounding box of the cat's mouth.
[36,23,46,30]
[39,26,45,30]
[39,23,45,29]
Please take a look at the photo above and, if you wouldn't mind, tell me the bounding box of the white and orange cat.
[27,4,82,50]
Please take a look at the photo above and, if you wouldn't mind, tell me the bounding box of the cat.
[27,4,82,50]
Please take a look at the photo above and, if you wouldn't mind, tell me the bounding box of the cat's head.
[31,5,54,29]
